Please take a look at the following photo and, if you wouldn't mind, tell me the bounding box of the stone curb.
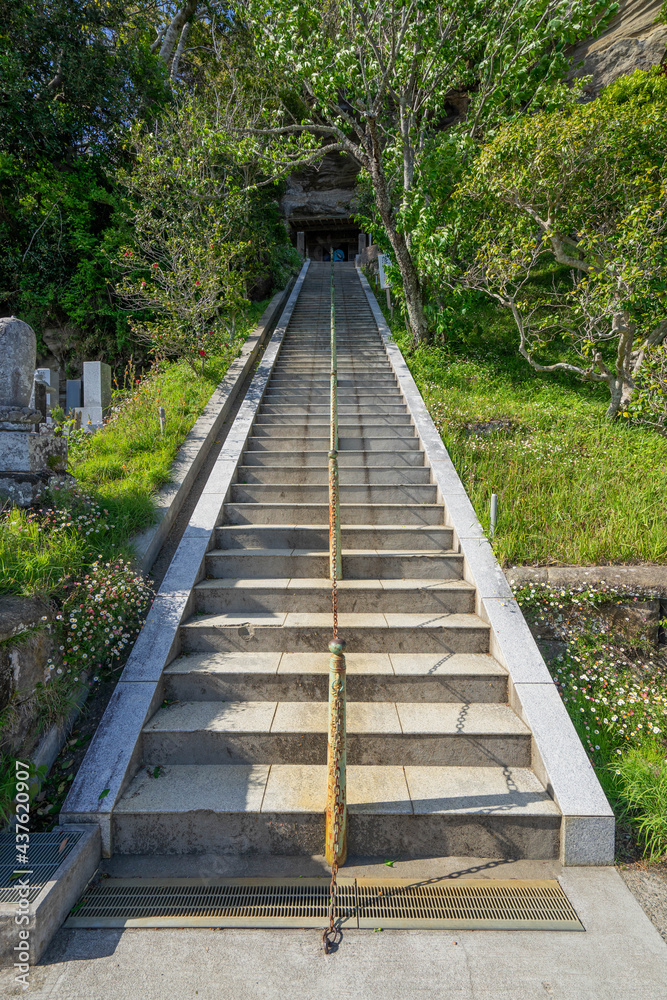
[356,265,615,866]
[133,280,296,576]
[505,565,667,597]
[0,824,100,966]
[60,261,311,856]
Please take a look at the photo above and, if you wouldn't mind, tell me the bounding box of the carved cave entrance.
[290,217,361,262]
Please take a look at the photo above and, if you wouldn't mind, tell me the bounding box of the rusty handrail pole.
[325,638,347,868]
[330,248,338,452]
[329,250,341,579]
[323,252,347,954]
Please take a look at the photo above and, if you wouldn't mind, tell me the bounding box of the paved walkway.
[2,865,666,999]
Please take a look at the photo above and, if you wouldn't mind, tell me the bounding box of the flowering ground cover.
[515,584,667,861]
[0,305,268,824]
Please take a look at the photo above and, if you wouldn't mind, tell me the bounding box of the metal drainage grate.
[66,878,358,928]
[65,877,583,931]
[0,831,82,904]
[355,879,583,930]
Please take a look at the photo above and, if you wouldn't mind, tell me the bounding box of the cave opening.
[289,216,361,262]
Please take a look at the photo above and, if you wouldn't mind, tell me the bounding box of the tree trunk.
[605,375,636,419]
[159,1,198,65]
[170,22,191,82]
[367,151,428,344]
[385,223,429,344]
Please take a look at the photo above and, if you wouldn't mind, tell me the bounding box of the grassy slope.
[391,297,667,566]
[0,302,273,816]
[0,302,269,601]
[387,286,667,859]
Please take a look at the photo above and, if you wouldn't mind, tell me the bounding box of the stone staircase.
[110,262,562,860]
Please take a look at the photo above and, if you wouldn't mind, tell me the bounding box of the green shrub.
[614,746,667,861]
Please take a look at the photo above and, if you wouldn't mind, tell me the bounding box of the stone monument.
[75,361,111,430]
[30,367,60,418]
[0,317,67,505]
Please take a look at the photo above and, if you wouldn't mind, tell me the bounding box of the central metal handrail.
[324,253,347,952]
[329,261,341,579]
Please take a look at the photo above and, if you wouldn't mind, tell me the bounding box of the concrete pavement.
[2,864,666,999]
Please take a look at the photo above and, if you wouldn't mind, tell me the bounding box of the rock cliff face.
[281,151,360,224]
[282,4,667,225]
[569,0,666,97]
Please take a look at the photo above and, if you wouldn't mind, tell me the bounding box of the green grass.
[0,300,269,789]
[70,299,269,541]
[390,300,667,566]
[0,302,269,601]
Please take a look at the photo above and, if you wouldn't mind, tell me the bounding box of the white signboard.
[378,253,392,289]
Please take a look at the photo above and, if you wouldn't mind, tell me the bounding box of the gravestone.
[0,317,67,505]
[0,317,35,409]
[75,361,111,430]
[66,379,82,415]
[30,368,60,417]
[358,232,368,256]
[296,231,305,257]
[33,381,47,423]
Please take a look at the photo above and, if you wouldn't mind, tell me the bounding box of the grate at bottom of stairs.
[65,877,583,931]
[0,831,82,904]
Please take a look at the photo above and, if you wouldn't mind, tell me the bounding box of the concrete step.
[215,524,453,550]
[221,503,445,525]
[141,700,531,767]
[235,467,432,485]
[112,764,559,857]
[253,417,414,431]
[205,550,463,579]
[258,404,409,416]
[245,435,421,452]
[163,651,507,704]
[180,612,490,654]
[250,422,416,437]
[240,450,426,468]
[229,484,438,504]
[262,391,406,403]
[273,362,389,369]
[271,369,398,384]
[193,578,474,614]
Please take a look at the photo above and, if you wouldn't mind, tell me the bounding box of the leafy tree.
[114,96,300,370]
[440,69,667,420]
[239,0,609,342]
[0,0,167,359]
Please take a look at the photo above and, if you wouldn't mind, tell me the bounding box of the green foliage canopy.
[239,0,611,342]
[416,69,667,420]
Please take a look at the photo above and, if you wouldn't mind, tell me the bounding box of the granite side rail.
[60,261,310,855]
[356,265,615,867]
[133,279,295,575]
